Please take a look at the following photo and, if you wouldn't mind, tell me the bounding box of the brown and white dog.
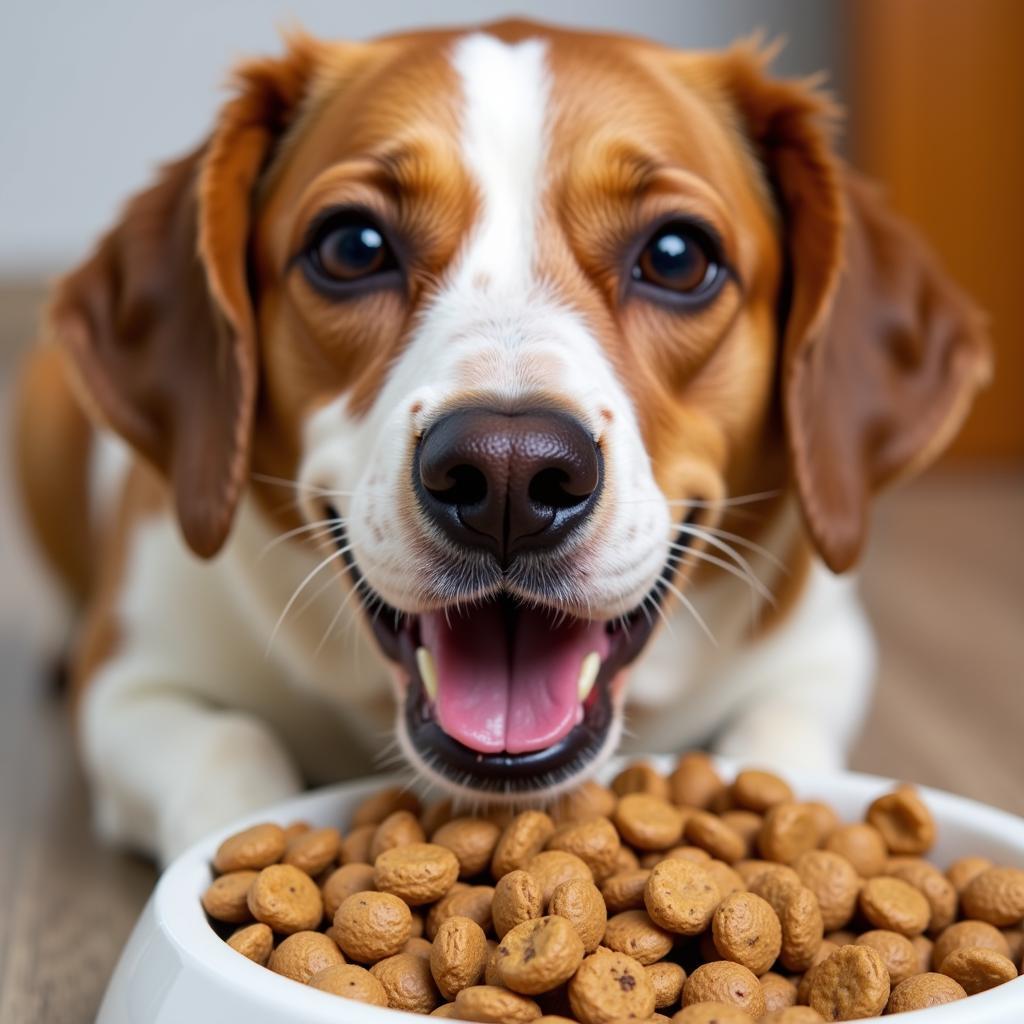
[15,22,989,865]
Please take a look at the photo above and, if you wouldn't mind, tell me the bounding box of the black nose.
[415,408,603,563]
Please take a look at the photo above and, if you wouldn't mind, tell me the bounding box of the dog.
[14,21,990,865]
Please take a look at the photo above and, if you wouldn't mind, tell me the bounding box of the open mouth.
[325,511,695,794]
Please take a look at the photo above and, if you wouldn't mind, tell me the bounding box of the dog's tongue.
[419,602,609,755]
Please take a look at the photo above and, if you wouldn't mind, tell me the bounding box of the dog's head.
[52,23,989,799]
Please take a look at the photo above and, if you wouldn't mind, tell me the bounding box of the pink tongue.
[420,603,610,755]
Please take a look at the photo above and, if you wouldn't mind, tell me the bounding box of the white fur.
[76,31,876,863]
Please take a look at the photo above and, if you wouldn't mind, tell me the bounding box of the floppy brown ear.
[702,47,992,572]
[50,36,322,557]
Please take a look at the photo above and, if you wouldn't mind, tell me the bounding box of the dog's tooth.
[416,646,438,702]
[577,651,601,702]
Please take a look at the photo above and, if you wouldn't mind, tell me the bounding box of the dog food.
[202,757,1023,1020]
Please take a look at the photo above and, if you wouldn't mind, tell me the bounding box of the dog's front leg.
[711,563,877,773]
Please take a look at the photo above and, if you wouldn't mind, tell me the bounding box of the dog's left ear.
[696,46,992,572]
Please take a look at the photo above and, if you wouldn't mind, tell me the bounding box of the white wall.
[0,0,839,275]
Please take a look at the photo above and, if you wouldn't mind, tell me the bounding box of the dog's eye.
[301,210,399,294]
[631,221,724,302]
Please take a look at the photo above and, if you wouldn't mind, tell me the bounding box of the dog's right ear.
[50,34,326,557]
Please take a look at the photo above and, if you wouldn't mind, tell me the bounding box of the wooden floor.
[1,283,1022,1021]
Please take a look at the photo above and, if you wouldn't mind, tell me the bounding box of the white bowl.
[97,758,1024,1023]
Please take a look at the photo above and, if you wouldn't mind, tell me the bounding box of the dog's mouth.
[325,509,695,794]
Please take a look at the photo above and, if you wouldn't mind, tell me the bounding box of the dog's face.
[53,23,989,800]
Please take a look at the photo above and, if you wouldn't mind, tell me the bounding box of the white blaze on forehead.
[450,33,550,291]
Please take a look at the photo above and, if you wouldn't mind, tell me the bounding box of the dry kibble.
[493,869,544,939]
[201,870,257,923]
[321,862,375,919]
[960,866,1024,926]
[615,793,685,851]
[759,803,819,864]
[546,817,621,881]
[682,961,766,1018]
[309,963,389,1005]
[946,855,993,894]
[1002,926,1024,963]
[374,842,460,905]
[371,952,441,1013]
[808,944,890,1020]
[339,823,376,865]
[282,827,340,876]
[647,960,686,1008]
[795,940,839,1005]
[672,1004,755,1023]
[734,858,775,886]
[226,922,273,965]
[854,930,919,986]
[420,798,455,837]
[804,802,841,844]
[602,869,652,914]
[454,984,542,1022]
[603,909,674,965]
[704,859,746,900]
[213,824,286,874]
[731,769,794,813]
[370,809,426,862]
[427,884,494,938]
[911,934,934,974]
[938,944,1018,994]
[793,850,860,932]
[885,857,957,933]
[550,878,607,953]
[823,825,888,878]
[719,810,763,857]
[859,876,931,936]
[492,811,556,878]
[551,780,618,823]
[932,919,1011,969]
[432,818,502,878]
[496,915,585,993]
[760,1010,825,1023]
[569,950,656,1024]
[825,929,857,946]
[777,884,825,972]
[611,845,640,873]
[644,858,719,935]
[526,849,593,904]
[749,865,802,916]
[669,752,725,809]
[685,811,745,864]
[247,864,323,934]
[333,890,412,962]
[268,930,344,983]
[431,915,488,999]
[712,892,782,974]
[866,786,935,855]
[885,972,965,1013]
[760,971,798,1013]
[611,760,669,799]
[405,935,435,959]
[351,786,421,828]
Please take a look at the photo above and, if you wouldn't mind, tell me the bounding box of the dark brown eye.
[302,210,399,295]
[632,221,723,301]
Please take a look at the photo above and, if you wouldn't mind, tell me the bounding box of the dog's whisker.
[667,541,775,606]
[258,518,343,560]
[699,523,789,572]
[660,577,717,647]
[250,472,355,499]
[678,524,773,603]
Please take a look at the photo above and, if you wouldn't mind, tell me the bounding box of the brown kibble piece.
[321,862,375,919]
[426,884,494,938]
[615,793,685,851]
[644,858,719,935]
[350,786,421,828]
[885,858,957,933]
[602,869,652,914]
[794,940,838,1005]
[611,761,669,799]
[282,827,340,876]
[525,849,593,904]
[226,922,273,965]
[938,945,1018,994]
[712,892,782,974]
[793,850,860,932]
[720,810,763,857]
[778,884,824,972]
[911,934,934,974]
[859,876,930,936]
[603,909,674,965]
[546,817,621,881]
[760,1010,825,1023]
[682,961,766,1018]
[946,855,993,894]
[497,915,585,993]
[202,870,257,923]
[932,919,1011,969]
[268,930,344,983]
[669,752,725,809]
[369,809,426,862]
[808,944,890,1020]
[672,1003,755,1023]
[885,972,965,1013]
[492,811,556,878]
[731,769,793,813]
[309,963,388,1005]
[685,811,745,864]
[404,935,434,959]
[551,780,617,823]
[866,786,935,855]
[339,824,376,865]
[647,960,686,1008]
[855,930,919,986]
[804,802,840,844]
[374,841,460,905]
[454,984,542,1022]
[432,817,502,878]
[704,859,746,901]
[569,950,657,1024]
[493,869,544,939]
[960,866,1024,926]
[419,798,455,837]
[759,803,819,864]
[247,864,323,934]
[430,915,488,1000]
[550,878,607,953]
[760,971,797,1013]
[823,824,887,878]
[332,890,412,962]
[370,952,441,1013]
[213,824,286,874]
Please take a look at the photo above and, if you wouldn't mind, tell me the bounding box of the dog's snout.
[415,408,603,562]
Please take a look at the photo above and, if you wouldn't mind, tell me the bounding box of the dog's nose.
[416,408,603,562]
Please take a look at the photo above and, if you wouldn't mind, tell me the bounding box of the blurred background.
[0,2,1020,1019]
